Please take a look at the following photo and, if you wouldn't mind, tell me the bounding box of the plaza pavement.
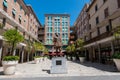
[0,59,120,79]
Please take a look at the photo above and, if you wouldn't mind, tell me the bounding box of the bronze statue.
[53,33,62,53]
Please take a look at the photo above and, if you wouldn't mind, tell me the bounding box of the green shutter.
[3,1,8,8]
[12,9,16,15]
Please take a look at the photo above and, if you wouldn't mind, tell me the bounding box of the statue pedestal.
[50,57,67,74]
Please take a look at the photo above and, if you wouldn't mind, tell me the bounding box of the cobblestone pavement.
[0,59,120,78]
[1,76,120,80]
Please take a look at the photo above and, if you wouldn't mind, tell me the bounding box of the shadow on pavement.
[0,71,4,75]
[71,60,118,72]
[42,69,50,74]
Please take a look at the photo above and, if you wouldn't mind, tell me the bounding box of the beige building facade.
[0,0,41,64]
[85,0,120,63]
[75,0,120,63]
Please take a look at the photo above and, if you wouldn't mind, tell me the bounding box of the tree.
[26,39,33,62]
[66,44,75,56]
[3,29,24,55]
[0,23,4,29]
[113,26,120,52]
[76,38,84,50]
[33,42,45,56]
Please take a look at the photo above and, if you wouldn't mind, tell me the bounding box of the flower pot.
[67,56,71,60]
[34,58,40,64]
[2,61,18,75]
[113,59,120,71]
[79,57,85,63]
[72,57,76,61]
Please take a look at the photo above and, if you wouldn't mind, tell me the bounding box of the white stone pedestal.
[50,57,67,74]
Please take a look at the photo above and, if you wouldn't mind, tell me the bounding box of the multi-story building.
[74,4,89,41]
[84,0,120,63]
[38,26,44,43]
[44,14,70,50]
[0,0,41,64]
[69,26,77,45]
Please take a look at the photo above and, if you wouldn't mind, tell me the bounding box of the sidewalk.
[0,59,120,78]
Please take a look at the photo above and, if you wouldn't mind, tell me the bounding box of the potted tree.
[33,42,44,63]
[70,44,76,61]
[2,29,24,75]
[76,38,85,63]
[66,46,71,60]
[43,48,49,61]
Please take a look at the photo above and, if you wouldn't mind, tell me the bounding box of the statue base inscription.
[50,57,67,74]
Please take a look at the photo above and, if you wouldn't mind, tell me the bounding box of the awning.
[84,36,114,48]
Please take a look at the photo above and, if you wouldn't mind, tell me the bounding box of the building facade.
[74,4,89,41]
[78,0,120,64]
[44,14,70,50]
[0,0,41,64]
[38,26,44,43]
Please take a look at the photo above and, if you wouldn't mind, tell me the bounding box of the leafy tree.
[66,44,75,56]
[113,26,120,52]
[0,23,4,29]
[76,38,84,50]
[3,29,24,55]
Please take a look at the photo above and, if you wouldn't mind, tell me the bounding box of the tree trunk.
[27,52,29,62]
[11,42,15,56]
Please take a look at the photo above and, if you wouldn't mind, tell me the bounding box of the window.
[14,0,17,3]
[97,27,100,35]
[20,5,22,10]
[104,8,109,18]
[95,5,98,12]
[103,0,107,3]
[3,0,8,12]
[96,17,99,24]
[90,32,92,39]
[89,24,91,30]
[118,0,120,8]
[106,25,111,32]
[19,15,22,24]
[2,18,6,26]
[12,9,16,19]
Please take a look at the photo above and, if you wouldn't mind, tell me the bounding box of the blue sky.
[24,0,90,26]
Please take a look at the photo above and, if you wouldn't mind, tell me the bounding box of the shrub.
[3,56,19,61]
[112,53,120,59]
[34,56,42,58]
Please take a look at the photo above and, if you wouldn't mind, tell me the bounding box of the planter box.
[79,57,85,63]
[72,57,76,61]
[2,61,18,75]
[113,59,120,71]
[34,58,40,64]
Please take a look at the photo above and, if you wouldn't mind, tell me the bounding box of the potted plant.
[2,29,24,75]
[76,38,85,63]
[43,48,49,61]
[66,46,71,60]
[34,56,43,64]
[2,56,19,75]
[112,53,120,71]
[78,53,85,63]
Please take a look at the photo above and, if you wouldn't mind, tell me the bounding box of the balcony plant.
[2,29,24,75]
